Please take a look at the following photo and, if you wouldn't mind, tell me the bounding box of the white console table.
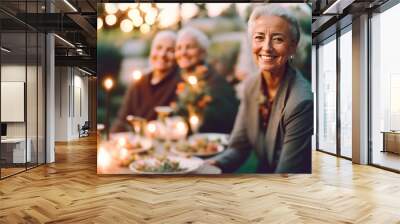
[1,138,32,163]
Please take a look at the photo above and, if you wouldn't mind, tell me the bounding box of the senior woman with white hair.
[175,27,239,134]
[209,5,313,173]
[111,30,180,132]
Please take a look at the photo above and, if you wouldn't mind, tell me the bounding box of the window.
[317,35,337,154]
[370,2,400,171]
[0,0,47,179]
[339,27,352,158]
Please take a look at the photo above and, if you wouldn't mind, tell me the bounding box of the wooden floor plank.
[0,135,399,223]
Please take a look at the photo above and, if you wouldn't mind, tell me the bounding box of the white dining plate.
[171,141,224,158]
[129,156,204,174]
[110,132,153,153]
[188,133,229,146]
[170,133,228,158]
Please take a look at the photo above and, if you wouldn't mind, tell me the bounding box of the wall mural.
[97,3,312,174]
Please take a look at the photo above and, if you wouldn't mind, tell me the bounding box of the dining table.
[97,132,225,175]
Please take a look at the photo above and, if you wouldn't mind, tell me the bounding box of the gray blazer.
[213,65,313,173]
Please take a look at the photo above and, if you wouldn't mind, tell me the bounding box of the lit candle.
[187,75,198,86]
[146,122,157,138]
[176,121,188,139]
[117,137,126,147]
[98,147,111,170]
[189,114,200,133]
[119,147,129,160]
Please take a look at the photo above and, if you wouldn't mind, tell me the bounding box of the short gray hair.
[151,30,177,50]
[248,4,300,45]
[177,26,210,52]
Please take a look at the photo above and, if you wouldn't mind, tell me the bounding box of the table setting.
[97,106,228,175]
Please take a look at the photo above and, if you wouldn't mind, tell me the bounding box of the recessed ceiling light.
[78,67,93,76]
[54,34,75,48]
[63,0,78,12]
[1,47,11,53]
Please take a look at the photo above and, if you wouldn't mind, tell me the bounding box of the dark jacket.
[213,65,313,173]
[194,66,239,134]
[111,67,180,132]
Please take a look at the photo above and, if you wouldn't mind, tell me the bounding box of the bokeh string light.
[97,17,103,30]
[120,19,134,33]
[98,3,251,34]
[105,14,117,26]
[98,3,161,34]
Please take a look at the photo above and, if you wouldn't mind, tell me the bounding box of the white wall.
[1,65,34,138]
[55,67,69,141]
[1,63,46,164]
[55,67,89,141]
[1,66,26,137]
[72,73,89,137]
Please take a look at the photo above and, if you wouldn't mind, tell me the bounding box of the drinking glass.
[126,115,145,137]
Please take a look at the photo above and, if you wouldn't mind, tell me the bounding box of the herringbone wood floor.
[0,135,400,224]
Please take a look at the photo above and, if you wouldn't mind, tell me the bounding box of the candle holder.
[155,106,173,141]
[126,115,145,137]
[103,77,114,140]
[187,105,202,135]
[154,106,173,123]
[167,116,188,140]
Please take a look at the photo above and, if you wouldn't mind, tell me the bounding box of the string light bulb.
[105,3,118,14]
[105,14,117,26]
[188,75,198,86]
[97,17,103,30]
[132,70,143,81]
[140,23,151,34]
[120,19,134,33]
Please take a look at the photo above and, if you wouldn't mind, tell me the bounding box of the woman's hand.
[205,159,219,167]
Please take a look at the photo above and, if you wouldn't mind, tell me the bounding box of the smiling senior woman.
[210,5,313,173]
[111,30,181,132]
